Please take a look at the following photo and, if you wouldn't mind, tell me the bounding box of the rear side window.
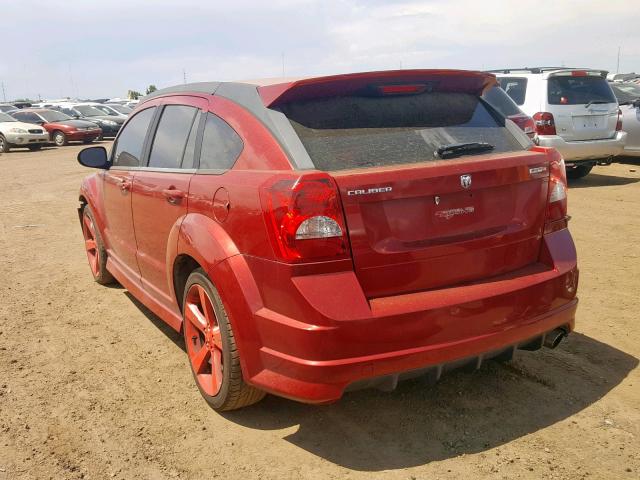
[148,105,198,169]
[198,113,243,171]
[277,92,526,171]
[547,76,616,105]
[112,107,156,167]
[482,86,522,117]
[497,77,527,105]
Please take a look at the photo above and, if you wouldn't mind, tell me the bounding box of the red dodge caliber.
[77,70,579,411]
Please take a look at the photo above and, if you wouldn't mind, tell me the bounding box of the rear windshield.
[547,76,616,105]
[497,77,527,105]
[278,92,526,171]
[610,82,640,104]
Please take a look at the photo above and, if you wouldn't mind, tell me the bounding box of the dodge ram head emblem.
[460,174,472,189]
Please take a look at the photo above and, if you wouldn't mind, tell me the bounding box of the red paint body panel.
[78,70,579,404]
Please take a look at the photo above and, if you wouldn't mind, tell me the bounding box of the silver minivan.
[492,68,626,178]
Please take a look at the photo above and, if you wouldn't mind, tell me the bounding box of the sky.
[1,0,639,101]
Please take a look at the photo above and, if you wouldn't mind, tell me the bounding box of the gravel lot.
[0,143,639,480]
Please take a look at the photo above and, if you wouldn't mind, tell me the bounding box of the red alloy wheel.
[82,211,99,277]
[184,284,224,396]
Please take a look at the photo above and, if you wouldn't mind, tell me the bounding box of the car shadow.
[124,291,185,352]
[568,172,640,188]
[221,333,637,471]
[616,156,640,166]
[121,293,638,471]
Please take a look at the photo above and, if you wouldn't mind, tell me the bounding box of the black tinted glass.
[610,82,640,104]
[497,77,527,105]
[148,105,198,169]
[548,76,616,105]
[279,92,525,171]
[14,112,40,123]
[482,86,522,117]
[112,107,156,167]
[181,111,201,169]
[198,113,243,170]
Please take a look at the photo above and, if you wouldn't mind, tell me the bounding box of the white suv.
[492,68,626,178]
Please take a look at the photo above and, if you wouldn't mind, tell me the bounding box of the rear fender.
[78,172,107,243]
[172,213,264,377]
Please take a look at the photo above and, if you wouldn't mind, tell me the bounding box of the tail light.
[260,174,350,262]
[616,108,623,131]
[533,112,557,136]
[508,113,536,139]
[545,156,568,234]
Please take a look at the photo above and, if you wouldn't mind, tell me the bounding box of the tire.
[0,135,10,153]
[81,205,115,285]
[566,164,593,180]
[82,138,94,144]
[53,131,67,147]
[96,132,104,142]
[27,144,43,151]
[182,269,265,411]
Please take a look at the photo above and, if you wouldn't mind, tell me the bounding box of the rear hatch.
[263,71,550,298]
[545,70,619,141]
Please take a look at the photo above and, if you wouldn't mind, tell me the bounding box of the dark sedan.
[53,105,125,139]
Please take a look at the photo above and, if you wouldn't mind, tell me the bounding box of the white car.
[492,67,626,178]
[0,112,50,153]
[609,81,640,157]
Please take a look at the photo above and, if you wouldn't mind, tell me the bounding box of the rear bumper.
[537,132,626,161]
[221,229,579,404]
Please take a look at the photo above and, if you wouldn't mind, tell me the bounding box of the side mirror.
[633,99,640,109]
[77,146,110,169]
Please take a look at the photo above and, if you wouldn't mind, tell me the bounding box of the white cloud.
[1,0,638,99]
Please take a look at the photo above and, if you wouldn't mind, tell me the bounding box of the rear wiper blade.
[435,142,494,159]
[584,100,608,108]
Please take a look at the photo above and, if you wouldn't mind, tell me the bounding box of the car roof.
[489,67,608,79]
[15,108,56,114]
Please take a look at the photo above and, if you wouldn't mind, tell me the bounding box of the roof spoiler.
[258,69,498,107]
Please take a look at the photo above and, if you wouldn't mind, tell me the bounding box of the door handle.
[118,179,132,192]
[162,188,185,205]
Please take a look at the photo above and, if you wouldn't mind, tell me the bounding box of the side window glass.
[181,111,201,169]
[198,113,243,170]
[16,113,39,123]
[148,105,198,169]
[112,107,156,167]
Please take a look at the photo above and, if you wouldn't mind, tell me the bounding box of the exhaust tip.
[544,328,566,349]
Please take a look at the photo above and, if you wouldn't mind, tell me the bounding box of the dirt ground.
[0,142,639,480]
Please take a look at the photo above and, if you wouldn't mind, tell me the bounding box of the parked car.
[482,85,535,138]
[11,108,101,146]
[52,104,125,139]
[0,112,49,152]
[492,67,626,179]
[76,70,579,411]
[0,104,17,113]
[609,81,640,157]
[96,103,132,116]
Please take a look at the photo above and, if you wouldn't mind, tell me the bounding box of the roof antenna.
[183,69,187,84]
[281,52,285,78]
[616,46,621,73]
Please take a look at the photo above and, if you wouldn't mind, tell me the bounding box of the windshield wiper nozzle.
[436,142,494,159]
